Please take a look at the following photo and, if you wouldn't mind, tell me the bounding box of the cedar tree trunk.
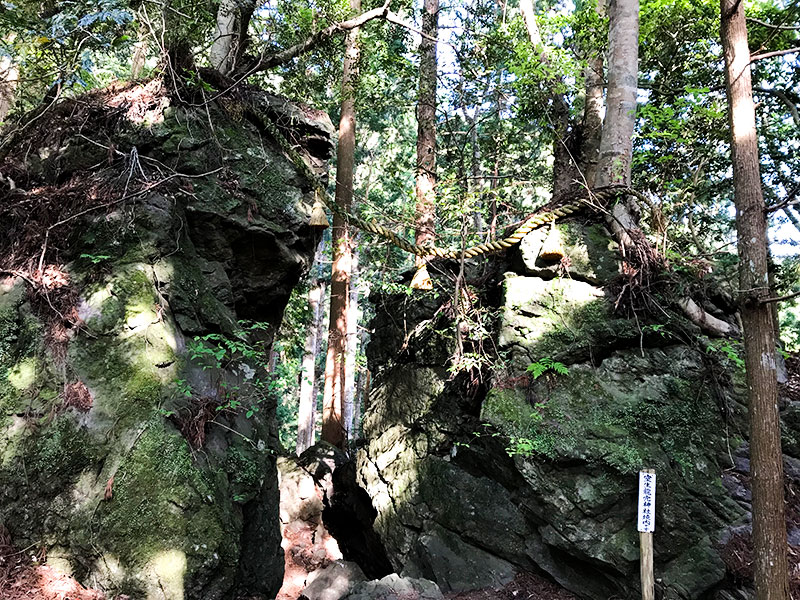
[595,0,640,250]
[321,0,361,449]
[721,1,789,598]
[415,0,438,261]
[296,241,327,454]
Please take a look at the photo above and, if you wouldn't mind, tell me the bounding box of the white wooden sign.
[637,470,656,533]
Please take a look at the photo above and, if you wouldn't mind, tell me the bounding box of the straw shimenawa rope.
[258,110,649,262]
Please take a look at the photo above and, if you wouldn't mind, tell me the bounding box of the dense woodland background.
[1,0,798,448]
[1,0,800,597]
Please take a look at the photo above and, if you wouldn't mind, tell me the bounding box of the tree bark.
[721,2,790,598]
[321,0,361,450]
[249,3,390,75]
[343,248,359,440]
[579,0,606,188]
[209,0,257,76]
[130,19,150,80]
[0,51,18,122]
[415,0,439,262]
[595,0,640,251]
[520,0,576,203]
[297,241,327,455]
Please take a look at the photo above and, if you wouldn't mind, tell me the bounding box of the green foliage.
[185,321,274,419]
[79,253,112,265]
[705,339,745,370]
[526,357,569,380]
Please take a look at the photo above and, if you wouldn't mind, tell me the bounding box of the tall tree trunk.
[579,0,606,188]
[415,0,439,262]
[296,241,327,455]
[595,0,639,242]
[352,325,369,439]
[721,2,789,598]
[209,0,256,76]
[343,249,360,440]
[321,0,361,449]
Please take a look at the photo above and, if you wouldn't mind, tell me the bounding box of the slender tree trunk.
[343,249,360,440]
[352,326,369,439]
[297,241,327,454]
[352,370,363,439]
[209,0,256,76]
[415,0,439,262]
[595,0,640,250]
[0,50,18,122]
[784,206,800,235]
[322,0,361,449]
[721,2,789,598]
[130,19,150,79]
[579,0,606,188]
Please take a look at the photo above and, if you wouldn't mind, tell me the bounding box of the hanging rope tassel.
[309,191,330,230]
[540,222,565,261]
[410,262,433,290]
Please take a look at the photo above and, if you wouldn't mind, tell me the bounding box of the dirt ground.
[444,572,577,600]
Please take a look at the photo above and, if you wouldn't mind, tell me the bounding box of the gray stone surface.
[358,237,770,599]
[0,82,333,599]
[300,561,367,600]
[343,574,443,600]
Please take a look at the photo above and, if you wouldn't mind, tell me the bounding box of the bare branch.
[750,46,800,61]
[747,16,800,31]
[385,10,441,44]
[761,289,800,305]
[753,87,800,126]
[766,181,800,213]
[249,1,391,74]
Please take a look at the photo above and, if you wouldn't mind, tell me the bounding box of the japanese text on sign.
[637,470,656,533]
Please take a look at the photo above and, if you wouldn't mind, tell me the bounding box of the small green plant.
[642,323,670,338]
[185,69,214,92]
[175,378,193,398]
[526,357,569,379]
[79,253,111,265]
[181,321,276,422]
[705,339,745,369]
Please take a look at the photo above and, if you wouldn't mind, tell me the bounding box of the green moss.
[157,255,235,333]
[27,416,100,489]
[95,420,234,570]
[7,357,39,390]
[1,288,45,427]
[225,443,267,503]
[527,298,640,363]
[486,355,723,476]
[481,388,561,459]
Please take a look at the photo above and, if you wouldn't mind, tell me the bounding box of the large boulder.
[0,79,333,599]
[357,224,777,599]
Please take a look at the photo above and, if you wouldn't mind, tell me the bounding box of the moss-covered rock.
[359,231,754,600]
[0,82,333,600]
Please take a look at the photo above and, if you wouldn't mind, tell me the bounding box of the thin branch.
[385,10,444,44]
[750,46,800,61]
[747,16,800,31]
[784,205,800,235]
[766,181,800,213]
[249,0,391,74]
[37,167,223,273]
[753,87,800,126]
[761,289,800,304]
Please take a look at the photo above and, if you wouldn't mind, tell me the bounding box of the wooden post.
[637,469,655,600]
